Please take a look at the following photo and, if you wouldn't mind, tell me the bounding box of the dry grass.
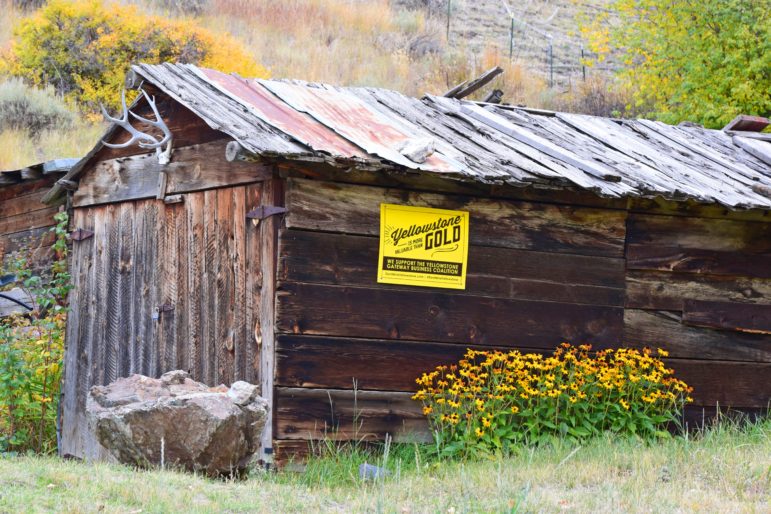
[0,125,104,169]
[0,419,769,513]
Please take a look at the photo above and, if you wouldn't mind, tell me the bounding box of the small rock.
[160,370,189,385]
[227,381,259,406]
[359,462,390,480]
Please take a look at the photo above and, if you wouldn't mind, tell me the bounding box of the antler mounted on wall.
[101,89,173,165]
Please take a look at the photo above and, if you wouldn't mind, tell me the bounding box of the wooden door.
[61,183,266,459]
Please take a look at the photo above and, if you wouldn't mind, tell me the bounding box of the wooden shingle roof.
[51,62,771,209]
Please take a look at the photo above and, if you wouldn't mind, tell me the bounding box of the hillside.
[398,0,618,85]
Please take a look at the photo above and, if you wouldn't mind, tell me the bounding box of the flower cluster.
[413,344,693,457]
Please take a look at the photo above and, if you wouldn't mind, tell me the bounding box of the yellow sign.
[377,203,469,289]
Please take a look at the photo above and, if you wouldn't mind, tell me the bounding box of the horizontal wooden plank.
[628,197,771,223]
[73,157,159,207]
[279,161,771,223]
[285,179,627,257]
[276,282,624,347]
[0,206,59,237]
[623,309,771,362]
[275,387,430,442]
[627,213,771,253]
[681,405,768,431]
[273,405,766,464]
[73,139,272,207]
[0,175,59,203]
[626,271,771,310]
[668,359,771,409]
[682,300,771,334]
[165,154,273,195]
[273,440,312,469]
[0,188,51,219]
[627,244,771,279]
[276,335,525,391]
[0,225,55,258]
[279,230,625,306]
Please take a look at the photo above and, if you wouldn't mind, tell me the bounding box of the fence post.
[581,46,586,82]
[548,41,554,87]
[446,0,452,40]
[509,17,515,60]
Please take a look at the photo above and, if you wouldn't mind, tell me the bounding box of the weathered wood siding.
[0,175,62,272]
[272,178,771,461]
[61,182,269,459]
[623,212,771,411]
[273,178,629,453]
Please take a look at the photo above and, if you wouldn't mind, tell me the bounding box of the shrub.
[0,78,75,135]
[413,344,693,458]
[581,0,771,127]
[0,0,268,115]
[0,212,70,455]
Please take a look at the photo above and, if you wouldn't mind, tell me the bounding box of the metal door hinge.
[158,303,175,313]
[70,228,94,241]
[246,205,287,220]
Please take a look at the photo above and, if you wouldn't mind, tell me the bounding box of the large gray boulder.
[87,370,268,476]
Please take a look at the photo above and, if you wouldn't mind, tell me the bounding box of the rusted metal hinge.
[70,228,94,241]
[246,206,287,220]
[158,303,175,313]
[152,302,175,321]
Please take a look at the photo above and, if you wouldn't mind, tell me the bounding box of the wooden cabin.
[1,159,75,316]
[47,63,771,464]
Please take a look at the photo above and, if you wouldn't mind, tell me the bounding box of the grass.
[0,125,104,170]
[1,418,769,513]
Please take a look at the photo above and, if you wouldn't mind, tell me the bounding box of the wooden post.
[548,42,554,88]
[446,0,451,40]
[509,17,515,61]
[258,176,283,467]
[443,66,504,99]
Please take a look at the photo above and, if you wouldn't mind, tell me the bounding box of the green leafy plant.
[0,212,71,454]
[581,0,770,127]
[413,344,693,458]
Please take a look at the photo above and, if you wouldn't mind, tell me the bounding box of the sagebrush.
[0,77,74,135]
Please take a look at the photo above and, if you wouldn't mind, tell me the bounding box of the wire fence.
[430,0,620,88]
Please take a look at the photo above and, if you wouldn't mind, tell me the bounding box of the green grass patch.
[0,417,769,513]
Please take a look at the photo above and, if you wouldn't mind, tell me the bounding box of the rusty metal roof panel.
[196,67,370,160]
[133,63,309,156]
[258,79,466,174]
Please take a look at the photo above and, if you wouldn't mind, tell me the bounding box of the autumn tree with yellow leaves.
[583,0,770,128]
[0,0,267,115]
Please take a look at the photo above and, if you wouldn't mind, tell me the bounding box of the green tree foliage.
[583,0,770,128]
[0,0,268,117]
